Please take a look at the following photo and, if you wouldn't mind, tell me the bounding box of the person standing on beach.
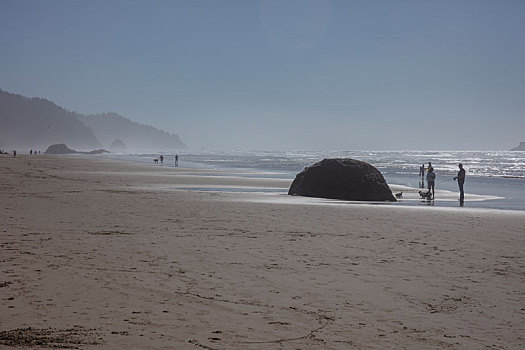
[13,150,16,158]
[426,166,436,199]
[419,164,426,188]
[454,163,466,203]
[159,155,164,165]
[175,154,178,167]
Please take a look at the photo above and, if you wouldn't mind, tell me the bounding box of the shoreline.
[1,155,524,349]
[88,152,525,211]
[98,155,519,212]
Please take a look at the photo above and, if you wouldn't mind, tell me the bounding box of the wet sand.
[1,155,524,349]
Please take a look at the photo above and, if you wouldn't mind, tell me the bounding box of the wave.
[103,150,525,179]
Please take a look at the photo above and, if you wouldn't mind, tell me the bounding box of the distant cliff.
[511,142,525,151]
[0,89,187,152]
[79,113,186,152]
[0,89,101,150]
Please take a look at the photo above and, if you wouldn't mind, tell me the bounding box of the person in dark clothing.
[426,166,436,199]
[419,164,425,178]
[418,163,426,188]
[454,163,466,203]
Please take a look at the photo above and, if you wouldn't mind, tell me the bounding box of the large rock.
[83,148,110,154]
[45,143,109,155]
[110,138,127,152]
[45,143,78,154]
[288,158,396,202]
[511,142,525,151]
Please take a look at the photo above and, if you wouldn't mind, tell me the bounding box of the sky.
[1,0,524,151]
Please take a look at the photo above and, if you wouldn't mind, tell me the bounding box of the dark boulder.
[288,158,396,202]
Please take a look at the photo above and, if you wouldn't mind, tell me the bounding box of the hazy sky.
[1,0,524,151]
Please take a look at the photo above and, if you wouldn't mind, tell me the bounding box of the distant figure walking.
[30,150,33,155]
[159,155,164,165]
[454,163,466,203]
[175,154,179,167]
[13,150,16,158]
[426,166,436,199]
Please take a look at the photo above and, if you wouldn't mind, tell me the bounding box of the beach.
[1,155,524,349]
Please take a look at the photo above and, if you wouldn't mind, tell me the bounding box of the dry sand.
[1,155,524,349]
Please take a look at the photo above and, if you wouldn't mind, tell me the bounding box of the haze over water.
[1,0,524,151]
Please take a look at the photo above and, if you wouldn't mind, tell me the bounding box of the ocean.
[105,150,525,211]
